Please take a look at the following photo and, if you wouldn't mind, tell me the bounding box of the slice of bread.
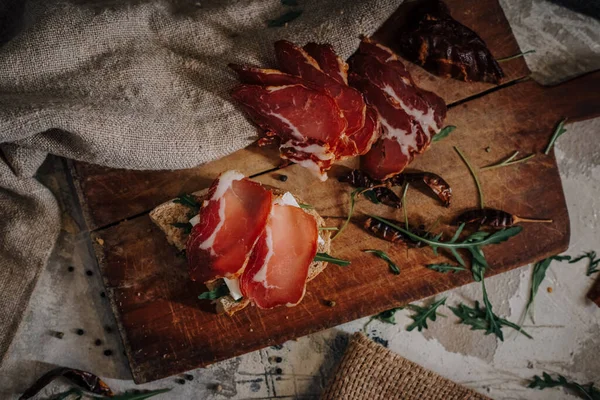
[149,187,331,315]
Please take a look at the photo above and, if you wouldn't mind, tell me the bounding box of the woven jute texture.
[321,333,491,400]
[0,0,402,365]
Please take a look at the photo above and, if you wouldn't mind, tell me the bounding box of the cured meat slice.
[231,84,346,145]
[240,203,318,309]
[186,171,273,283]
[274,40,366,137]
[229,64,304,86]
[361,137,411,181]
[335,105,380,159]
[280,141,335,181]
[303,42,348,85]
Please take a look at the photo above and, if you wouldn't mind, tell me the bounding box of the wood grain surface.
[72,0,600,384]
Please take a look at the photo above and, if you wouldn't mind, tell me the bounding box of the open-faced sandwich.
[150,170,332,315]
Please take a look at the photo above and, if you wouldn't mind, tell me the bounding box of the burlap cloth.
[0,0,403,364]
[321,333,491,400]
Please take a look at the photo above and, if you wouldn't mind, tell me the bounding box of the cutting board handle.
[537,69,600,123]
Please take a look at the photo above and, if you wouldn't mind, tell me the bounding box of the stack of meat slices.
[349,38,447,180]
[230,38,446,181]
[230,41,380,181]
[186,170,326,310]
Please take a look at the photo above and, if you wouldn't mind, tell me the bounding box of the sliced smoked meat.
[228,64,304,86]
[240,204,318,309]
[335,105,380,160]
[303,42,348,85]
[186,171,273,283]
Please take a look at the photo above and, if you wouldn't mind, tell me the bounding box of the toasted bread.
[150,187,331,315]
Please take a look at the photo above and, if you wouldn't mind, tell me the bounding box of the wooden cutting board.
[70,0,600,383]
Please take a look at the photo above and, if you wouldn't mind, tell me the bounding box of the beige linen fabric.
[0,0,402,363]
[321,332,491,400]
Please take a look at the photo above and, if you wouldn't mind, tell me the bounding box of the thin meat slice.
[231,84,346,146]
[335,105,380,159]
[186,171,273,283]
[303,42,349,85]
[361,137,411,181]
[280,141,335,181]
[229,64,304,86]
[240,204,318,309]
[275,40,366,137]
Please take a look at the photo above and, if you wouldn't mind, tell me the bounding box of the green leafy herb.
[406,297,447,331]
[268,10,303,27]
[569,251,600,276]
[174,194,199,210]
[363,249,400,275]
[523,255,571,323]
[171,222,192,234]
[362,190,380,204]
[425,263,467,273]
[432,125,457,142]
[281,0,298,5]
[373,307,404,324]
[496,49,536,62]
[544,118,568,155]
[449,295,532,341]
[198,284,230,300]
[481,151,536,171]
[367,216,522,268]
[314,252,351,266]
[454,146,485,209]
[298,203,314,209]
[112,389,172,400]
[332,187,364,241]
[528,372,600,400]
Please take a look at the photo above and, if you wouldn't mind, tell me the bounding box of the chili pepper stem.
[513,216,553,224]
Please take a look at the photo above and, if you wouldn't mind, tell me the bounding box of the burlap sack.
[321,332,491,400]
[0,0,402,363]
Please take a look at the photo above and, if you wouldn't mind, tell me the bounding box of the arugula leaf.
[496,49,536,62]
[528,372,600,400]
[314,252,351,266]
[173,194,199,210]
[406,297,447,332]
[524,255,571,322]
[198,284,230,300]
[481,279,503,340]
[362,190,380,204]
[112,389,172,400]
[268,10,303,27]
[425,263,467,273]
[432,125,456,142]
[454,146,485,209]
[298,203,314,209]
[171,222,192,234]
[363,249,400,274]
[544,118,568,155]
[373,307,404,324]
[333,187,364,241]
[481,151,535,171]
[449,296,532,340]
[569,251,600,276]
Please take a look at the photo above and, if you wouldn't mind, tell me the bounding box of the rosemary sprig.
[406,297,447,332]
[367,215,522,268]
[496,49,536,62]
[523,255,571,323]
[363,249,400,275]
[425,263,467,273]
[314,252,351,266]
[268,10,302,27]
[454,146,485,209]
[198,283,230,300]
[332,187,363,241]
[528,372,600,400]
[481,151,536,171]
[569,251,600,276]
[432,125,456,142]
[544,118,568,155]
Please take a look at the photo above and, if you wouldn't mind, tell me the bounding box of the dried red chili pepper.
[364,217,429,247]
[401,172,452,207]
[455,208,552,228]
[338,170,402,208]
[19,367,114,399]
[396,0,504,84]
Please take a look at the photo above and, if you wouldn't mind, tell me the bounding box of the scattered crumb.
[340,9,344,14]
[96,237,104,246]
[324,300,336,307]
[547,287,553,293]
[485,146,491,152]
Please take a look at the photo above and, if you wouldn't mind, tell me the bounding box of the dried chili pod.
[396,0,504,84]
[19,367,114,399]
[402,172,452,207]
[339,170,403,208]
[363,217,428,247]
[454,208,552,228]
